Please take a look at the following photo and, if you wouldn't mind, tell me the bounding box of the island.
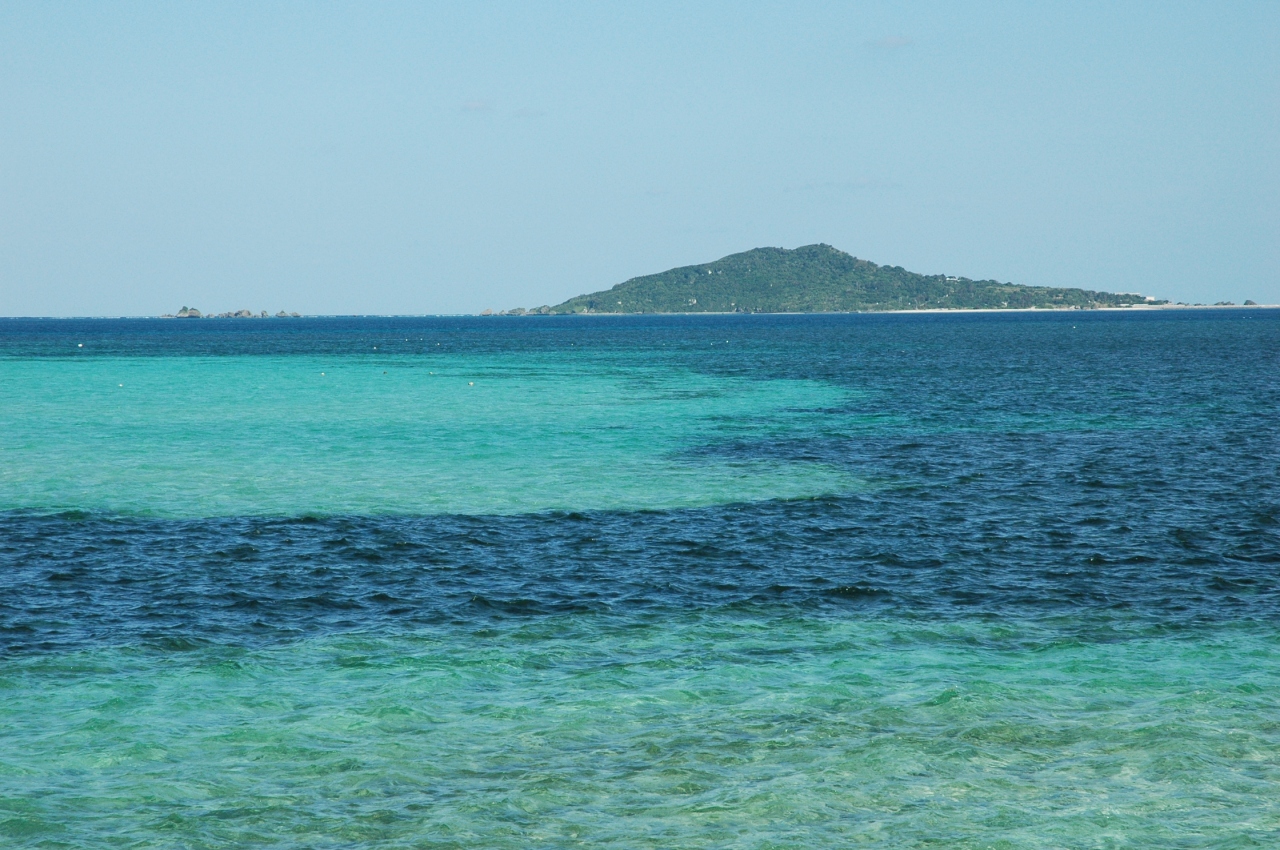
[509,244,1165,314]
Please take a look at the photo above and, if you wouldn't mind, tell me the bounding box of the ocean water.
[1,311,1277,848]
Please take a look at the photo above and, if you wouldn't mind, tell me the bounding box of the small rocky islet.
[164,307,302,318]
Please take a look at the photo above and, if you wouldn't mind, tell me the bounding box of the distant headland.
[494,244,1178,315]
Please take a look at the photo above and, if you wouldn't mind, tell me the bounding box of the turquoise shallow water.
[5,617,1279,848]
[1,312,1277,848]
[0,354,858,516]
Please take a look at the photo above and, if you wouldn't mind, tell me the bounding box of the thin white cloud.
[868,36,913,49]
[785,179,900,194]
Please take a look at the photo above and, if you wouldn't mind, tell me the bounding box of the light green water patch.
[2,615,1278,848]
[0,355,864,516]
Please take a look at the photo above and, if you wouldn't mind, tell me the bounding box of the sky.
[1,2,1276,316]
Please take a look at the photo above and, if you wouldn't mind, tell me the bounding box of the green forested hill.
[542,244,1160,314]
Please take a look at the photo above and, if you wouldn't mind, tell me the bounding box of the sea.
[1,310,1277,848]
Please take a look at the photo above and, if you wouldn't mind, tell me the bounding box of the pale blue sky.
[1,2,1276,315]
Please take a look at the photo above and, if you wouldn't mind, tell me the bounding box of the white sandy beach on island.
[480,303,1280,317]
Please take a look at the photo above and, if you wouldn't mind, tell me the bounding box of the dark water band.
[4,491,1278,654]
